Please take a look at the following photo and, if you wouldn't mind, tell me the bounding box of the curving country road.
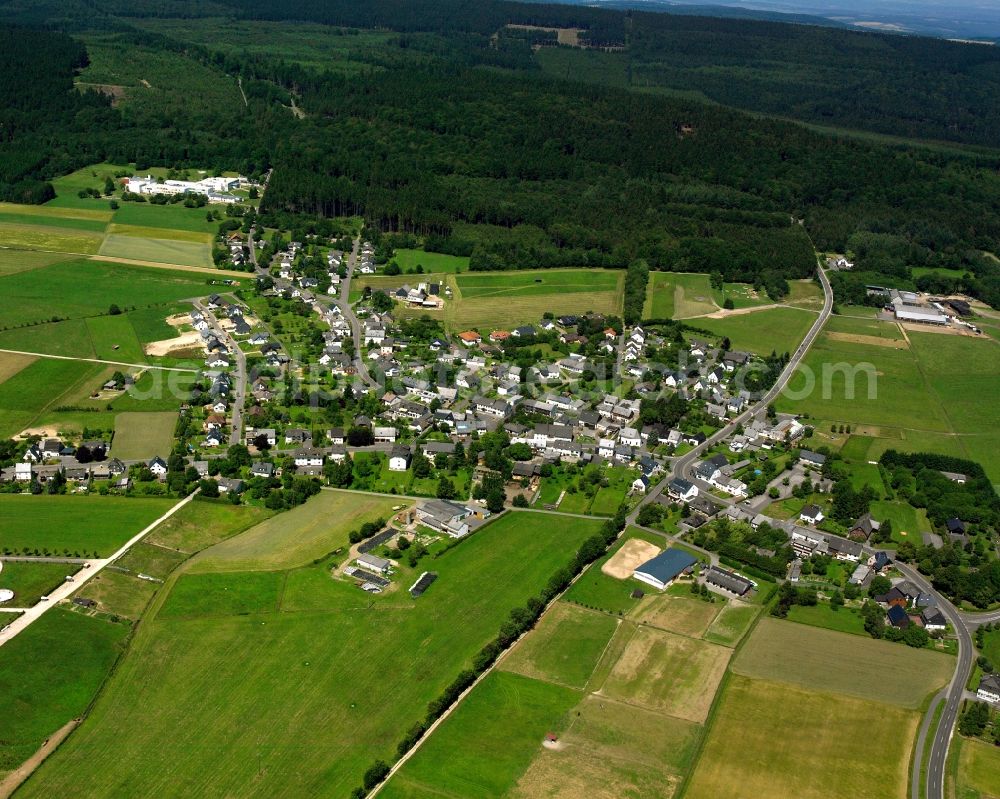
[627,262,833,524]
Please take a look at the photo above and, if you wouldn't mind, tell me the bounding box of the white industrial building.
[124,175,242,204]
[890,290,948,325]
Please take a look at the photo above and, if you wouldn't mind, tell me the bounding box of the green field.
[643,272,718,319]
[633,594,720,638]
[0,209,107,233]
[778,321,1000,485]
[0,250,71,277]
[500,603,618,690]
[685,676,918,799]
[693,306,818,356]
[786,602,868,635]
[0,358,105,437]
[733,617,952,708]
[189,490,403,572]
[111,411,177,460]
[956,737,1000,799]
[158,571,285,619]
[111,202,220,233]
[99,234,212,267]
[0,259,212,329]
[20,503,603,797]
[446,269,623,331]
[0,608,128,774]
[146,500,275,554]
[0,496,174,557]
[0,561,73,607]
[0,221,104,256]
[702,601,760,646]
[85,314,146,362]
[392,248,469,273]
[381,671,581,799]
[598,624,730,722]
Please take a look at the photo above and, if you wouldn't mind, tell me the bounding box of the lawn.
[0,561,73,607]
[447,269,623,331]
[379,672,581,799]
[0,608,128,774]
[0,495,175,557]
[20,508,603,798]
[596,624,730,722]
[98,233,212,267]
[702,601,759,647]
[870,499,932,543]
[733,617,953,709]
[778,323,1000,485]
[685,676,918,799]
[0,259,212,329]
[693,306,818,356]
[500,603,618,690]
[111,411,177,460]
[391,248,469,273]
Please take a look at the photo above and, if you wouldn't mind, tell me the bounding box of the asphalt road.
[194,299,248,445]
[627,263,833,524]
[333,237,380,392]
[896,563,973,799]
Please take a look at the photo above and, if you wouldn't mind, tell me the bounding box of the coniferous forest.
[2,0,1000,305]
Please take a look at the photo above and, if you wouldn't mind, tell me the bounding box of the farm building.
[633,548,698,591]
[356,553,391,574]
[417,499,473,538]
[704,566,754,596]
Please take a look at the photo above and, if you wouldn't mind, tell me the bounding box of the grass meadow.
[956,737,1000,799]
[692,306,819,356]
[0,259,210,329]
[98,233,212,267]
[0,561,72,607]
[111,411,177,460]
[643,272,717,319]
[383,531,735,799]
[0,358,105,437]
[19,504,603,798]
[702,602,760,647]
[733,617,952,708]
[685,676,918,799]
[447,269,623,331]
[392,248,469,273]
[0,250,71,277]
[0,608,128,775]
[0,495,174,556]
[500,603,619,690]
[778,318,1000,484]
[0,222,103,256]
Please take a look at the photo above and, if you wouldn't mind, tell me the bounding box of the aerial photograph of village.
[0,0,999,797]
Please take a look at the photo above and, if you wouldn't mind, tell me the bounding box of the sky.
[605,0,1000,38]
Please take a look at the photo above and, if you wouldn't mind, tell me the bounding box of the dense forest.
[3,0,1000,300]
